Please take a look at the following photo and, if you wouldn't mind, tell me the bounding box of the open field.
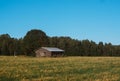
[0,56,120,81]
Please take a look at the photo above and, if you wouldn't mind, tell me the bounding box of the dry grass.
[0,56,120,81]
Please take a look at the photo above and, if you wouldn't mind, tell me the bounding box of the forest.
[0,29,120,56]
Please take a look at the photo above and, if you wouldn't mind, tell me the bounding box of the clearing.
[0,56,120,81]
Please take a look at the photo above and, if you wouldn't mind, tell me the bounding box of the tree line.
[0,29,120,56]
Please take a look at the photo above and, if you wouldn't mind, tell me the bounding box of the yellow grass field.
[0,56,120,81]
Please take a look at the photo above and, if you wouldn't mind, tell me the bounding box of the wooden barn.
[35,47,64,57]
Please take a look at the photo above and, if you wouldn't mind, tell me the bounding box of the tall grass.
[0,56,120,81]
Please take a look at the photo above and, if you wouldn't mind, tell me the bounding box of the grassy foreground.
[0,56,120,81]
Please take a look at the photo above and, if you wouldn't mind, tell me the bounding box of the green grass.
[0,56,120,81]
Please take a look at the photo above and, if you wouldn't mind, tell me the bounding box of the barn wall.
[35,48,51,57]
[51,52,63,57]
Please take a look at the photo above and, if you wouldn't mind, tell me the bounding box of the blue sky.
[0,0,120,45]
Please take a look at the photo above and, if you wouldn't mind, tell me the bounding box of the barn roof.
[42,47,64,52]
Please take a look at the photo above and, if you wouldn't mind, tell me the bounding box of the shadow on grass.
[0,76,19,81]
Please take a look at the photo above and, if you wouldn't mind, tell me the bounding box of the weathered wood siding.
[51,52,63,57]
[35,48,51,57]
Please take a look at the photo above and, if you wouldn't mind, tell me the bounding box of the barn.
[35,47,64,57]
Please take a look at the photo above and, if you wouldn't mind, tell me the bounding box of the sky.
[0,0,120,45]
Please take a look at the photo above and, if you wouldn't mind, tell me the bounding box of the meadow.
[0,56,120,81]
